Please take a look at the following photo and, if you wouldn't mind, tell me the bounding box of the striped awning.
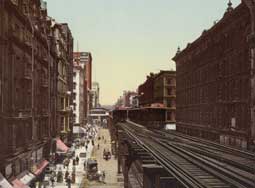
[56,138,69,152]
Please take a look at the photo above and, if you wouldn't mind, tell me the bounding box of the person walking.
[65,171,69,181]
[102,171,106,183]
[76,156,79,164]
[66,176,71,188]
[50,176,55,187]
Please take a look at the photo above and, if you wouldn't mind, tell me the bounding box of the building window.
[73,82,76,90]
[60,117,64,131]
[167,88,172,96]
[61,98,64,109]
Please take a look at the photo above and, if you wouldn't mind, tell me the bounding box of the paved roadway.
[44,127,123,188]
[87,128,123,188]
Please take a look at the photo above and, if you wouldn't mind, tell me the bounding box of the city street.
[44,127,123,188]
[45,128,96,188]
[1,1,255,188]
[87,128,123,188]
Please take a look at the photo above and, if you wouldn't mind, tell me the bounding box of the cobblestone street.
[87,128,123,188]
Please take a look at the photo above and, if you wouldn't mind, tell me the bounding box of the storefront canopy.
[33,160,49,176]
[18,171,35,185]
[0,173,13,188]
[12,179,28,188]
[56,138,69,152]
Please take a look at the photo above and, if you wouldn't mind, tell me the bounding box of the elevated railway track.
[118,121,255,188]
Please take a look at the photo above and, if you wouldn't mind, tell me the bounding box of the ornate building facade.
[173,1,254,149]
[0,0,73,185]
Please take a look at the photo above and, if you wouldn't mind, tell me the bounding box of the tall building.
[73,52,93,123]
[73,60,86,126]
[51,21,73,144]
[61,23,74,141]
[172,1,254,149]
[0,0,72,185]
[91,82,100,108]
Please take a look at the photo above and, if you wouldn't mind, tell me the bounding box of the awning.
[12,179,28,188]
[73,126,87,134]
[18,171,35,185]
[0,173,13,188]
[56,138,69,152]
[33,160,49,176]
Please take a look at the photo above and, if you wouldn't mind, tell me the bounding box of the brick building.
[51,21,73,144]
[138,73,155,106]
[173,1,255,149]
[0,0,73,185]
[138,71,176,123]
[153,70,176,123]
[0,0,52,182]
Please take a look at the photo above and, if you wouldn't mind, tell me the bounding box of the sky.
[47,0,240,105]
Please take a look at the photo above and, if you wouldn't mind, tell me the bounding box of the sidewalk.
[51,136,95,188]
[88,128,123,188]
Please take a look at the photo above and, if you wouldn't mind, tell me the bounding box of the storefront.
[0,173,13,188]
[11,178,29,188]
[55,138,69,163]
[17,171,35,186]
[30,160,49,188]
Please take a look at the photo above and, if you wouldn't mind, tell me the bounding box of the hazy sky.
[47,0,240,105]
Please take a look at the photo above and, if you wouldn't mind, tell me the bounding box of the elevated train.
[113,107,170,129]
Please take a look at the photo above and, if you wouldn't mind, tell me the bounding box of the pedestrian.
[65,170,69,181]
[98,143,100,149]
[66,176,71,188]
[50,176,55,187]
[102,171,105,183]
[72,158,76,166]
[83,160,87,170]
[76,156,79,164]
[85,145,88,151]
[67,158,70,168]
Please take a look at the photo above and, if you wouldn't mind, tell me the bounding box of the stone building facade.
[51,21,73,144]
[173,2,254,149]
[0,0,73,184]
[73,52,92,124]
[73,60,86,126]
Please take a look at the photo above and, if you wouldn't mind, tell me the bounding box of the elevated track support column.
[143,164,178,188]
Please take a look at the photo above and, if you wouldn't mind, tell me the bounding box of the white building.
[91,82,100,108]
[73,61,85,126]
